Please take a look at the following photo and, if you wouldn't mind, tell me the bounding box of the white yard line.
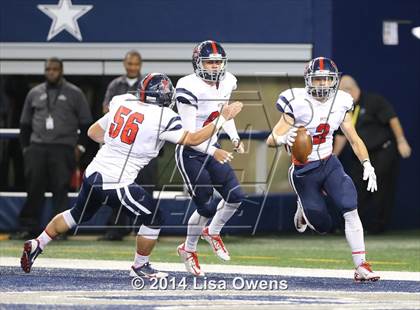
[1,256,419,281]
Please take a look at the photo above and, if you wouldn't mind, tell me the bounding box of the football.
[291,126,312,163]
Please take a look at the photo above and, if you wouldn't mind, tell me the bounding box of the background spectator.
[99,50,160,241]
[102,50,143,113]
[334,75,412,234]
[10,58,92,239]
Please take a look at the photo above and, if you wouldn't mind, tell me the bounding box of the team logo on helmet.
[192,40,227,82]
[138,73,175,108]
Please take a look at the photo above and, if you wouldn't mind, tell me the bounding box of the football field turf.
[1,230,419,309]
[1,230,419,272]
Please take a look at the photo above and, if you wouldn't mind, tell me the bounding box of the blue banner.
[0,0,314,43]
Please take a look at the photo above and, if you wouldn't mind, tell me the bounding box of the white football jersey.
[276,88,353,162]
[175,72,237,147]
[86,94,184,189]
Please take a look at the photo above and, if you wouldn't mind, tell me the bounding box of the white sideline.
[1,257,419,281]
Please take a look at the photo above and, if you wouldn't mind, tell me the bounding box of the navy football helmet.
[304,57,339,100]
[192,40,227,82]
[138,73,175,107]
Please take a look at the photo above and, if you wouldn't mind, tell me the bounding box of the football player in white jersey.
[267,57,380,282]
[20,73,243,278]
[175,40,245,276]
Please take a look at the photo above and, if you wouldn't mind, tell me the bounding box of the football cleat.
[294,202,308,233]
[130,262,168,278]
[354,262,380,282]
[201,227,231,261]
[177,243,205,277]
[21,239,42,273]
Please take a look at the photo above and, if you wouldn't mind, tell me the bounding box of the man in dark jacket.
[12,57,92,239]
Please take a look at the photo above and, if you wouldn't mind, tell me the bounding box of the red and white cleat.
[354,262,380,282]
[177,243,205,277]
[21,239,42,273]
[201,227,231,261]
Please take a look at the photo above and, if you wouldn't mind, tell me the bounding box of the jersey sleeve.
[176,101,197,132]
[275,89,294,118]
[341,91,354,112]
[97,113,109,130]
[158,109,185,144]
[176,78,198,109]
[226,72,238,91]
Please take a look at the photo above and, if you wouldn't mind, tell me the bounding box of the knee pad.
[70,204,96,224]
[141,208,165,227]
[192,186,214,206]
[224,186,245,204]
[62,209,77,229]
[137,225,160,240]
[196,199,217,218]
[338,176,358,213]
[304,208,332,234]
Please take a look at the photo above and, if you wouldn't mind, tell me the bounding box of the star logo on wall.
[38,0,93,41]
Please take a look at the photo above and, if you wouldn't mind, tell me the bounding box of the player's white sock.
[133,251,149,268]
[36,230,53,250]
[343,209,366,267]
[185,210,208,252]
[208,200,240,235]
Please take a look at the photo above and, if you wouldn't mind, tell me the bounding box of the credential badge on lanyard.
[45,84,62,130]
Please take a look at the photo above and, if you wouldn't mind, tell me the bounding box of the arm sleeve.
[275,90,294,118]
[222,119,240,141]
[97,113,109,130]
[176,87,198,109]
[176,101,216,155]
[192,143,217,155]
[176,99,197,132]
[159,114,185,144]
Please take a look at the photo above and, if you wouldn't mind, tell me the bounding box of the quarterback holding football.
[267,57,380,282]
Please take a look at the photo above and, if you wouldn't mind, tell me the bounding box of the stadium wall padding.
[332,0,420,229]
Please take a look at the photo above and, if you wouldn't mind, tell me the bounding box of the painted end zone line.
[1,257,419,281]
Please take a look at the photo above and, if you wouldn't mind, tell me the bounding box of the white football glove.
[275,127,298,147]
[362,160,377,192]
[232,138,245,153]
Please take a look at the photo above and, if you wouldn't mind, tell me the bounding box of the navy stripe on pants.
[175,145,244,218]
[69,172,163,227]
[289,155,357,233]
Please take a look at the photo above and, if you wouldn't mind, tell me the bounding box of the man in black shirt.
[13,58,92,239]
[334,75,411,233]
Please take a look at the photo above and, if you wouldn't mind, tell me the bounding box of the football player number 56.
[109,106,144,145]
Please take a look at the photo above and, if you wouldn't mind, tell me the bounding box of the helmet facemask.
[195,55,227,82]
[305,71,339,101]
